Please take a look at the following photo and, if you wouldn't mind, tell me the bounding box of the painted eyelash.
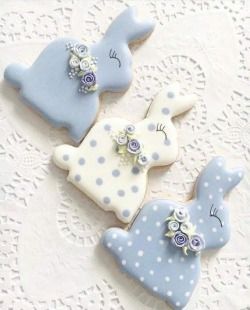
[210,204,223,227]
[156,123,168,140]
[109,49,121,68]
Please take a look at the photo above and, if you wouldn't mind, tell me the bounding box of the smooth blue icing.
[4,7,155,142]
[102,157,244,309]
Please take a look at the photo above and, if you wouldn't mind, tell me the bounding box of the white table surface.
[0,0,249,309]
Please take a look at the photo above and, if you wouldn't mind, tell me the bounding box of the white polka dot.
[220,237,224,242]
[135,262,140,268]
[168,258,173,264]
[157,257,162,263]
[169,205,174,211]
[219,188,223,193]
[127,241,133,247]
[122,260,126,265]
[190,280,194,285]
[107,242,112,248]
[176,302,181,307]
[212,227,217,233]
[219,205,224,210]
[197,205,202,210]
[238,172,243,178]
[228,177,232,182]
[179,275,184,280]
[209,194,213,200]
[216,175,221,180]
[142,216,147,222]
[153,286,158,292]
[167,291,173,296]
[137,250,144,257]
[135,229,140,235]
[217,161,222,166]
[140,277,144,282]
[118,246,123,252]
[204,182,209,187]
[185,292,190,297]
[156,221,161,227]
[159,239,164,245]
[165,276,170,282]
[190,264,195,269]
[199,218,204,224]
[149,270,154,275]
[112,233,117,239]
[180,257,185,262]
[200,233,204,238]
[153,205,158,211]
[147,235,152,242]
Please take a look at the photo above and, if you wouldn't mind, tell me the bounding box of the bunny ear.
[53,144,77,171]
[146,83,196,120]
[195,157,244,200]
[103,7,155,44]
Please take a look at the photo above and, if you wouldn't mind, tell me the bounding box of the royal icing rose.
[171,231,188,248]
[188,234,205,252]
[69,55,80,68]
[81,72,96,88]
[137,154,149,166]
[73,44,88,58]
[173,207,189,222]
[127,139,141,154]
[116,133,128,146]
[168,220,179,232]
[125,124,135,135]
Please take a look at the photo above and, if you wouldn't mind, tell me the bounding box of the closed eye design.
[210,204,223,227]
[109,49,121,68]
[156,123,168,140]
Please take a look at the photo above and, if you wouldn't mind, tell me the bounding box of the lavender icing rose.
[116,133,128,146]
[173,207,189,222]
[125,124,135,135]
[73,44,88,58]
[168,220,179,232]
[188,234,205,252]
[81,72,96,88]
[127,139,141,154]
[171,231,188,248]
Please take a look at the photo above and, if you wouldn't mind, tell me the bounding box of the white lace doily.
[0,1,250,309]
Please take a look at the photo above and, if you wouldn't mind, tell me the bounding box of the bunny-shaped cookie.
[4,7,155,142]
[53,84,196,223]
[102,157,244,309]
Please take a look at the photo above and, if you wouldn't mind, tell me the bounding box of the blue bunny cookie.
[102,157,244,309]
[4,7,155,142]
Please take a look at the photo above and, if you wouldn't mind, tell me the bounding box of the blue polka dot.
[103,197,111,204]
[104,124,111,131]
[122,209,130,218]
[112,169,120,177]
[148,123,156,131]
[131,185,139,193]
[164,139,171,146]
[90,139,97,147]
[63,154,69,161]
[132,166,140,175]
[162,107,170,115]
[167,91,174,98]
[98,156,105,164]
[78,158,85,165]
[152,152,160,160]
[118,190,125,197]
[96,178,103,185]
[75,174,81,182]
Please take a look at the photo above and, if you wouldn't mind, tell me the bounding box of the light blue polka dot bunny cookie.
[53,83,196,223]
[4,7,155,142]
[102,157,244,309]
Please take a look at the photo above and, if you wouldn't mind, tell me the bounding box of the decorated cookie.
[53,84,196,223]
[4,7,155,142]
[102,157,244,309]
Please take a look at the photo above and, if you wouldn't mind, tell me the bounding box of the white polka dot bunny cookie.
[103,157,244,309]
[53,83,196,223]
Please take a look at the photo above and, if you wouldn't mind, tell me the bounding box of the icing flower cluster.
[115,125,149,167]
[66,42,98,94]
[165,208,205,255]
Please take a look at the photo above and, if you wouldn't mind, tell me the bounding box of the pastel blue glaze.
[102,157,244,309]
[4,7,155,142]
